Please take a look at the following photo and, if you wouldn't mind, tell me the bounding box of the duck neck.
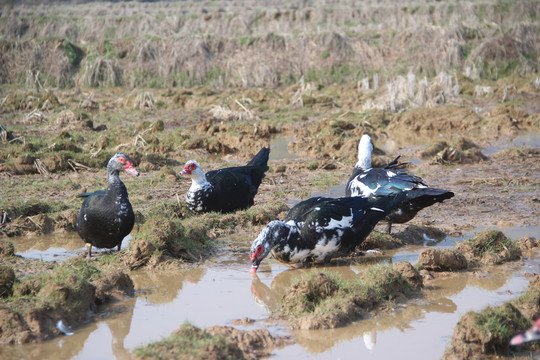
[107,168,127,196]
[356,145,372,170]
[190,168,210,190]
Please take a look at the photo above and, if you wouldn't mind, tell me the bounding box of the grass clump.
[443,275,540,359]
[280,263,421,329]
[130,201,211,267]
[0,258,134,344]
[456,230,521,266]
[1,199,69,219]
[81,56,122,87]
[134,323,243,360]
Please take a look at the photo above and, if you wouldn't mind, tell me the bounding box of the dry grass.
[0,0,538,89]
[209,98,256,122]
[362,71,461,112]
[23,108,48,124]
[474,85,493,97]
[81,56,122,88]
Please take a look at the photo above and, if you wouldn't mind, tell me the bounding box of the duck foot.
[86,243,92,258]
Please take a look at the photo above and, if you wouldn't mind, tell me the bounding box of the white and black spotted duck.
[76,153,139,257]
[346,134,454,233]
[180,147,270,213]
[249,192,408,272]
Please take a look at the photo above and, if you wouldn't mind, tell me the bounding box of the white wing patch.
[312,234,341,260]
[349,177,381,197]
[370,207,384,212]
[288,248,311,262]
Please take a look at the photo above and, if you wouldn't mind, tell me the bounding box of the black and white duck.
[346,134,454,233]
[76,153,139,257]
[180,147,270,213]
[511,318,540,345]
[249,193,407,272]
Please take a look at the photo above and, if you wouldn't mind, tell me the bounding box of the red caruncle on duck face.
[117,155,140,176]
[181,161,198,175]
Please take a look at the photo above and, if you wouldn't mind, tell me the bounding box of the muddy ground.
[0,82,539,359]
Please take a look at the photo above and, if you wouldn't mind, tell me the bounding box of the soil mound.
[396,225,447,245]
[443,275,540,359]
[0,259,134,345]
[281,266,421,330]
[455,230,521,266]
[360,231,403,250]
[134,323,291,360]
[207,326,292,360]
[420,136,487,164]
[418,249,468,271]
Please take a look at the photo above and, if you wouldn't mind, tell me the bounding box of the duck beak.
[180,168,190,175]
[124,164,140,177]
[250,258,261,273]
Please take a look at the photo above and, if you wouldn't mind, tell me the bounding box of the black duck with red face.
[76,153,139,257]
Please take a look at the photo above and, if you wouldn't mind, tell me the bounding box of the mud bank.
[0,245,134,345]
[443,275,540,359]
[134,323,292,360]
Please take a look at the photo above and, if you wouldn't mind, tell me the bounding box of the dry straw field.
[1,0,538,94]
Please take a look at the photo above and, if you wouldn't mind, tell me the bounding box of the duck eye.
[117,157,126,164]
[190,163,196,170]
[255,245,264,258]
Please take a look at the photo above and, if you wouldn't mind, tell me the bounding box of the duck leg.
[86,243,92,258]
[386,222,392,234]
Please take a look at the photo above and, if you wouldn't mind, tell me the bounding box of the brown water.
[13,232,133,262]
[3,226,539,360]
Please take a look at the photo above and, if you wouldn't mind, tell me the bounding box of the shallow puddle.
[2,225,539,359]
[12,232,133,261]
[481,132,540,155]
[269,136,299,161]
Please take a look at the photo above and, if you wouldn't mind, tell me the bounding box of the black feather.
[186,147,270,213]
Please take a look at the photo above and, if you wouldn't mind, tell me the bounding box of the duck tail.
[247,147,270,171]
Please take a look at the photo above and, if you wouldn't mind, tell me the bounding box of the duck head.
[109,153,140,176]
[356,134,373,170]
[180,160,207,184]
[249,220,291,273]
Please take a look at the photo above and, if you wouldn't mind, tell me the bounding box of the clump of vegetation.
[0,266,16,298]
[2,199,60,219]
[134,323,243,360]
[420,136,487,164]
[443,276,540,359]
[81,56,122,88]
[128,201,212,268]
[456,230,521,266]
[280,263,421,330]
[0,259,133,344]
[134,322,291,360]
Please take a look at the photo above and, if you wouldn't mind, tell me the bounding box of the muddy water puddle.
[269,136,299,161]
[3,226,539,359]
[481,132,540,155]
[12,233,133,261]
